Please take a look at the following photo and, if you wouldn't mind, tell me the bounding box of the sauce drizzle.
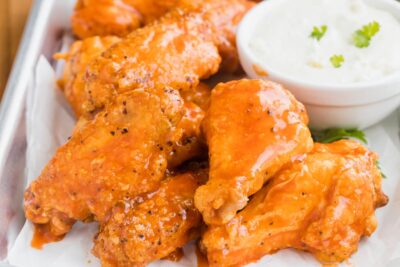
[196,245,209,267]
[31,225,64,249]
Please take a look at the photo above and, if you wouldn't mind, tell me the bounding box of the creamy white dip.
[249,0,400,85]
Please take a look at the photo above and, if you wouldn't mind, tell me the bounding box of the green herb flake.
[376,160,387,179]
[310,25,328,41]
[352,21,380,48]
[330,54,345,68]
[311,128,367,144]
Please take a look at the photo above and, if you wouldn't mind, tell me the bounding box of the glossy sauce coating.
[196,245,210,267]
[71,0,257,40]
[79,0,251,116]
[166,83,211,169]
[72,0,190,39]
[56,40,209,169]
[24,88,184,237]
[168,101,207,169]
[31,224,64,249]
[93,170,208,267]
[55,36,121,117]
[195,79,313,225]
[202,140,388,266]
[180,82,211,111]
[123,0,189,25]
[72,0,142,39]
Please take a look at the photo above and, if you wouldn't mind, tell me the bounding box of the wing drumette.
[195,79,313,225]
[72,0,190,39]
[93,164,208,267]
[71,0,142,39]
[24,87,184,237]
[55,36,121,116]
[78,0,252,116]
[202,140,388,266]
[57,42,211,168]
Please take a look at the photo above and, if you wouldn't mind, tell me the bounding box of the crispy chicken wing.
[93,165,208,267]
[202,140,388,266]
[24,87,184,237]
[168,101,207,169]
[55,36,121,116]
[79,0,251,116]
[195,79,313,225]
[71,0,142,39]
[57,41,208,172]
[72,0,191,39]
[124,0,189,24]
[166,83,211,169]
[180,82,211,111]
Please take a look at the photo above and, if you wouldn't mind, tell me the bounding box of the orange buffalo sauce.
[31,225,64,249]
[163,248,184,262]
[252,64,269,77]
[196,246,209,267]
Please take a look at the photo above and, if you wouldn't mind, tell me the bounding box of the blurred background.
[0,0,32,99]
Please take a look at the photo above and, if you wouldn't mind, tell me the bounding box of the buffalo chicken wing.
[93,166,208,267]
[79,0,251,116]
[55,36,121,116]
[24,87,184,237]
[202,140,388,266]
[195,79,313,225]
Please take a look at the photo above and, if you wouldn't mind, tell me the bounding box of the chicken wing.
[195,79,313,225]
[168,101,207,169]
[79,0,251,116]
[202,140,388,266]
[180,82,211,111]
[57,40,208,171]
[24,87,184,237]
[93,165,208,267]
[71,0,142,39]
[55,36,121,116]
[71,0,193,39]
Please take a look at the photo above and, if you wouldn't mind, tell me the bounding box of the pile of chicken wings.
[24,0,388,266]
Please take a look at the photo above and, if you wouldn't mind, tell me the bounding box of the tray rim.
[0,0,48,169]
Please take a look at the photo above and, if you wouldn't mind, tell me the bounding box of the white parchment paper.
[4,57,400,267]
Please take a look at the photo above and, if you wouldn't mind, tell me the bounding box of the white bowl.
[237,0,400,129]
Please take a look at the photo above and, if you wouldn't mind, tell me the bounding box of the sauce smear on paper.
[196,246,209,267]
[163,248,184,262]
[31,225,64,249]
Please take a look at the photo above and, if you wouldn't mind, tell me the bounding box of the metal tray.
[0,0,74,260]
[1,0,400,265]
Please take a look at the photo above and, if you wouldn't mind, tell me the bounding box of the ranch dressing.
[249,0,400,85]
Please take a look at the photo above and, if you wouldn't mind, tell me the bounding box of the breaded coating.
[166,84,211,169]
[93,168,208,267]
[71,0,193,39]
[124,0,189,24]
[79,0,251,116]
[56,39,208,168]
[168,101,207,169]
[71,0,142,39]
[55,36,121,116]
[202,141,388,266]
[71,0,253,73]
[24,87,184,237]
[180,82,211,111]
[195,79,313,225]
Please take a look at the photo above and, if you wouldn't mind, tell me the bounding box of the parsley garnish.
[311,128,367,144]
[310,25,328,41]
[312,129,387,178]
[376,160,387,179]
[330,54,345,68]
[352,21,380,48]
